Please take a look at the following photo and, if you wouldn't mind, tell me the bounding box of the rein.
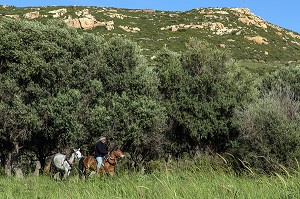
[65,151,79,167]
[66,159,73,167]
[106,151,118,165]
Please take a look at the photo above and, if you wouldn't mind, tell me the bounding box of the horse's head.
[74,148,82,159]
[112,146,125,158]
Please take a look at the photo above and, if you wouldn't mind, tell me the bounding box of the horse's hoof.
[91,171,96,175]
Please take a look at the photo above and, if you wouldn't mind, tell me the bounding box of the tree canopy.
[1,18,298,175]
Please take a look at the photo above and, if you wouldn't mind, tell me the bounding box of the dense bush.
[261,65,300,99]
[0,18,167,174]
[1,17,298,175]
[0,18,90,171]
[154,39,258,156]
[233,87,300,170]
[233,65,300,171]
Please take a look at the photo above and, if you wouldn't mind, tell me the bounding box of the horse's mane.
[110,145,119,152]
[65,149,73,160]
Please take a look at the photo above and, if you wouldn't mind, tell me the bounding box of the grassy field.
[1,165,300,199]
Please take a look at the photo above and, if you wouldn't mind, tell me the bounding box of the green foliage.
[100,37,160,97]
[262,65,300,99]
[0,96,41,142]
[0,19,98,160]
[233,87,300,170]
[0,18,167,170]
[232,64,300,171]
[154,39,258,154]
[39,89,85,147]
[1,13,299,174]
[86,37,167,163]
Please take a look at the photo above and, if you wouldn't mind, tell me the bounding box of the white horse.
[51,148,82,180]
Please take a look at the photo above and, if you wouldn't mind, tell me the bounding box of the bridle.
[66,150,81,167]
[106,150,123,165]
[75,151,81,159]
[107,156,117,165]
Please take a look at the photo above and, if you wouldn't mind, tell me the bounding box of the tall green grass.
[1,165,300,199]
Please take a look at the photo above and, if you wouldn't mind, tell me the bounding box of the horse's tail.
[78,157,85,179]
[44,157,56,175]
[44,162,51,174]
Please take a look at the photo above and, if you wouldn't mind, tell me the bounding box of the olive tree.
[154,39,257,156]
[85,37,167,169]
[0,18,100,172]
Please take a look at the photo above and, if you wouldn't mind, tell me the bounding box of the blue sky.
[1,0,299,33]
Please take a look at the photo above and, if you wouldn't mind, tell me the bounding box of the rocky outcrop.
[287,32,300,39]
[119,25,140,33]
[65,16,114,30]
[245,36,269,45]
[63,8,114,30]
[198,9,229,15]
[48,8,67,18]
[161,22,239,35]
[1,5,300,62]
[106,13,127,19]
[230,8,268,29]
[75,9,89,16]
[238,16,267,29]
[23,11,39,19]
[291,41,300,46]
[4,15,19,19]
[64,16,81,28]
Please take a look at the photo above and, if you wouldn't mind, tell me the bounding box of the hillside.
[1,5,300,62]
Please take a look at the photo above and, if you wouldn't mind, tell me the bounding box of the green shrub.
[262,65,300,99]
[154,39,258,155]
[233,87,300,171]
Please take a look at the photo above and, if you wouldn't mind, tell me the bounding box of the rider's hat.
[99,136,106,141]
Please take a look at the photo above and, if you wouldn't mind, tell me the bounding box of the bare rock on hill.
[64,8,114,30]
[65,15,114,30]
[245,35,269,45]
[287,32,300,39]
[231,8,268,29]
[24,11,39,19]
[119,25,140,33]
[75,9,89,16]
[48,8,67,18]
[4,15,19,19]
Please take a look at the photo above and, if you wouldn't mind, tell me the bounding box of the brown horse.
[78,146,125,178]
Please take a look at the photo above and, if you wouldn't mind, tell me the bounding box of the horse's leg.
[63,168,69,180]
[108,167,115,176]
[108,171,114,176]
[80,162,88,179]
[79,165,86,180]
[82,170,86,180]
[79,166,85,180]
[54,172,60,180]
[103,164,112,176]
[78,157,86,180]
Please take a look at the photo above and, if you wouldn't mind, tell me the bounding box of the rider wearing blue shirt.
[95,136,108,172]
